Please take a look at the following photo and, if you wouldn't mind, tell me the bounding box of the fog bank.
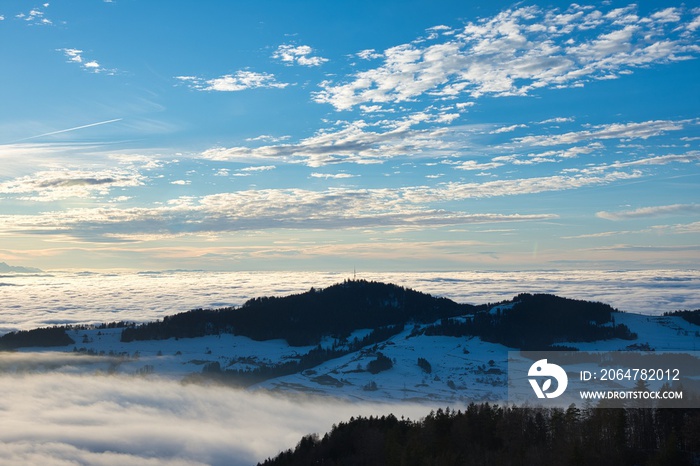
[0,368,432,466]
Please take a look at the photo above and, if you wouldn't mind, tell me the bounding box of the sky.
[1,0,699,271]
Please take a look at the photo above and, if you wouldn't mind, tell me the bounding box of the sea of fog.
[2,269,700,333]
[2,269,700,465]
[0,364,432,466]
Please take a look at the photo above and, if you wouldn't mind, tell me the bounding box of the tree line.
[260,403,700,466]
[664,309,700,326]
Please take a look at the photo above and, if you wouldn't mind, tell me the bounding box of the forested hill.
[118,280,636,348]
[259,404,699,466]
[1,279,651,351]
[424,293,636,349]
[120,280,475,346]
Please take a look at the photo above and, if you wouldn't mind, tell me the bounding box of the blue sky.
[0,0,699,271]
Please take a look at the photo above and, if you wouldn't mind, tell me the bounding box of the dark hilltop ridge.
[116,279,638,349]
[121,279,472,346]
[3,279,697,354]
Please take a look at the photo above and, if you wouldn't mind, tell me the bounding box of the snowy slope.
[9,301,698,404]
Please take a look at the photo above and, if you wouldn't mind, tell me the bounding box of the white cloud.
[239,165,276,172]
[0,169,144,202]
[688,11,700,31]
[176,71,288,92]
[490,124,527,134]
[313,4,700,111]
[273,44,328,67]
[651,7,682,23]
[401,170,641,203]
[506,143,604,165]
[359,105,386,113]
[170,180,190,185]
[653,221,700,235]
[513,119,688,146]
[0,180,565,242]
[454,160,504,171]
[537,117,574,125]
[59,48,113,74]
[245,135,291,143]
[357,49,382,60]
[310,172,357,179]
[597,203,700,220]
[0,168,647,243]
[200,114,464,167]
[0,143,140,178]
[572,151,700,174]
[16,5,52,25]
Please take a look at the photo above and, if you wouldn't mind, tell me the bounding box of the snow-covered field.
[2,270,699,403]
[7,307,698,403]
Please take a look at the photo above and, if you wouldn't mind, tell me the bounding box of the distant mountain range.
[0,262,43,273]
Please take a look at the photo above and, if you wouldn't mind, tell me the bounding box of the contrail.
[14,118,123,142]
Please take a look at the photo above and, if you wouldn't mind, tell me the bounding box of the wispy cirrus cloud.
[239,165,276,172]
[313,4,700,111]
[198,113,696,169]
[597,203,700,221]
[176,71,288,92]
[0,169,650,242]
[513,119,690,147]
[402,170,641,203]
[200,115,460,167]
[536,117,575,125]
[309,172,357,179]
[567,151,700,174]
[490,124,527,134]
[231,165,277,177]
[245,135,290,143]
[0,179,568,242]
[272,44,328,66]
[454,160,504,171]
